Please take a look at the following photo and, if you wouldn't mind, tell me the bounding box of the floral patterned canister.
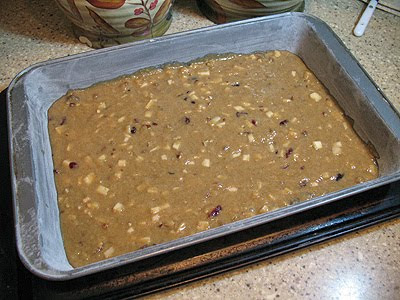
[55,0,174,48]
[197,0,305,24]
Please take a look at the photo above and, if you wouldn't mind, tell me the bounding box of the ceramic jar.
[196,0,305,24]
[55,0,174,48]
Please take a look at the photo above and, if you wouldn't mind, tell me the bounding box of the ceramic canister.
[197,0,305,24]
[55,0,174,48]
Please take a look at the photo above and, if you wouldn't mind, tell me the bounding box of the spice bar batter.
[48,51,378,267]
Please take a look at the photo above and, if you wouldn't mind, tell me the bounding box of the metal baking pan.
[7,13,400,281]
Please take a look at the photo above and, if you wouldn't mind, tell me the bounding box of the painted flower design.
[86,0,126,9]
[149,0,158,10]
[125,0,171,37]
[134,7,144,15]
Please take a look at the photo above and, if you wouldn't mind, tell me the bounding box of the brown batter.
[48,51,378,267]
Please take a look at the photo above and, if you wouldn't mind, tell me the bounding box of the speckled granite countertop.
[1,0,399,299]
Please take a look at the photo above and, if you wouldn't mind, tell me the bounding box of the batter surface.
[48,51,378,267]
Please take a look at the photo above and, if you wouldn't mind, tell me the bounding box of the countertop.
[1,0,399,299]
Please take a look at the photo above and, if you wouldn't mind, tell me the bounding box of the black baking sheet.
[8,13,400,281]
[1,88,399,298]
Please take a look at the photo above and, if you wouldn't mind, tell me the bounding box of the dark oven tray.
[7,12,400,285]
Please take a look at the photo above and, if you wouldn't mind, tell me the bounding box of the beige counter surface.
[1,0,399,299]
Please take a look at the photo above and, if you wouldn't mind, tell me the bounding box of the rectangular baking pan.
[7,12,400,281]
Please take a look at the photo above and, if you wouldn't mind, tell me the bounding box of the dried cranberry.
[69,162,78,169]
[279,119,288,126]
[208,205,222,218]
[285,148,293,158]
[236,111,248,118]
[335,173,344,181]
[60,117,67,125]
